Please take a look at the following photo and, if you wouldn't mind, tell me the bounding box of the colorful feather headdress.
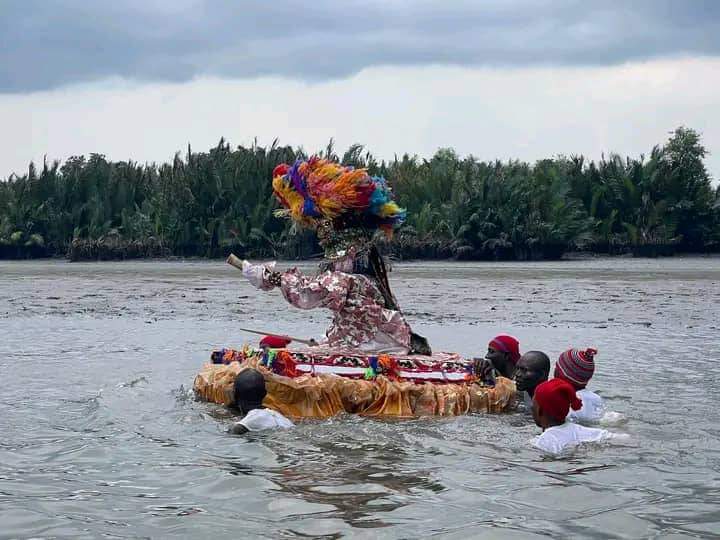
[271,157,406,241]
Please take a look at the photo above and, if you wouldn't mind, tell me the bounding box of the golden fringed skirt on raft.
[193,358,516,419]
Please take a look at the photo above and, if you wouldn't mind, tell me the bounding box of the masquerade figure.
[238,158,430,355]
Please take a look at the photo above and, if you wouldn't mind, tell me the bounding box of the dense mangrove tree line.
[1,127,718,261]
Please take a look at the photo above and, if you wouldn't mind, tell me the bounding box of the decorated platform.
[193,347,516,419]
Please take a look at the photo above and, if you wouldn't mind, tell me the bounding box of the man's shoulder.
[243,409,269,421]
[265,409,294,427]
[571,422,611,441]
[573,389,605,421]
[535,427,567,454]
[239,409,275,430]
[578,389,602,401]
[240,408,294,430]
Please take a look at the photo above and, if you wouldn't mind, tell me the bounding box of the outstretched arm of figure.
[276,270,350,311]
[239,259,276,291]
[238,257,350,312]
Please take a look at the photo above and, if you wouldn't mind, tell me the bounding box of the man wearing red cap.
[554,348,605,424]
[474,334,521,385]
[532,378,614,455]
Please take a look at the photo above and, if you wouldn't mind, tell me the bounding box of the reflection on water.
[1,257,720,538]
[268,425,447,530]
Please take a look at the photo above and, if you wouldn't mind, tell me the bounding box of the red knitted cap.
[556,348,597,386]
[489,334,521,364]
[534,378,583,420]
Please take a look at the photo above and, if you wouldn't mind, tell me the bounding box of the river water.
[1,258,719,539]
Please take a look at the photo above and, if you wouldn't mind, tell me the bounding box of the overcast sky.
[1,0,719,180]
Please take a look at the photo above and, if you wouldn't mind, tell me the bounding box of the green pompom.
[267,349,277,368]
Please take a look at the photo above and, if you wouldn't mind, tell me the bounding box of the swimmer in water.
[532,379,615,455]
[228,369,294,434]
[554,348,606,424]
[514,351,550,408]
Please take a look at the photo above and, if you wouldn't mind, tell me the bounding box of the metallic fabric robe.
[273,269,411,352]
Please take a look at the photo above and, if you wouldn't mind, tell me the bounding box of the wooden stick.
[226,253,244,270]
[238,326,318,346]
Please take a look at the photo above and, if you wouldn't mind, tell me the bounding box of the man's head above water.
[233,369,267,415]
[515,351,551,396]
[484,334,521,379]
[532,378,582,429]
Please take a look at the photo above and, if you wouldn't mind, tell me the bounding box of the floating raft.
[193,347,516,419]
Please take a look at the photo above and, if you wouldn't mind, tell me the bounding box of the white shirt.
[567,389,605,424]
[236,408,294,432]
[521,390,534,409]
[534,422,614,455]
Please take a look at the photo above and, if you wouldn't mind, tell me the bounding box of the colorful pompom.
[271,157,405,236]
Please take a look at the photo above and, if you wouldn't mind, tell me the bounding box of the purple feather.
[289,159,308,197]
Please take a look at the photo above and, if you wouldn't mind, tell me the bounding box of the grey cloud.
[1,0,719,93]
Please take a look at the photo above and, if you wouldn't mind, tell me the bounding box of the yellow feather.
[379,201,401,218]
